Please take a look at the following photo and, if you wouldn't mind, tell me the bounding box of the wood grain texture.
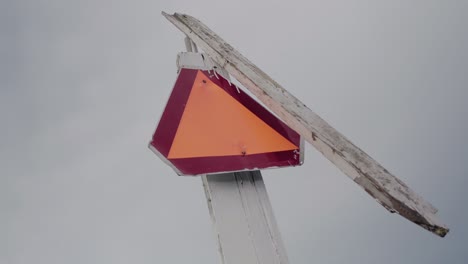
[163,12,449,237]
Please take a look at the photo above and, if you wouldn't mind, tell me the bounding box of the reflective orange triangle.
[168,71,298,159]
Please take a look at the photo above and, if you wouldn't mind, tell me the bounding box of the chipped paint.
[162,12,449,237]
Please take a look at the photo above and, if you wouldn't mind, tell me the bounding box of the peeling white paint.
[162,12,449,237]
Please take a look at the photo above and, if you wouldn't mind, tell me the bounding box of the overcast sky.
[1,0,467,263]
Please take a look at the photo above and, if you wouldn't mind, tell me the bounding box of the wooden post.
[177,43,289,263]
[203,172,289,264]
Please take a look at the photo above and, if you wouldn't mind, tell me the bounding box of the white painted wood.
[203,172,289,264]
[177,49,289,263]
[163,12,449,237]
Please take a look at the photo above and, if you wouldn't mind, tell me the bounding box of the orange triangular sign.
[168,71,297,159]
[150,68,303,176]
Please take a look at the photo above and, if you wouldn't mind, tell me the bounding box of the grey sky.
[1,0,467,263]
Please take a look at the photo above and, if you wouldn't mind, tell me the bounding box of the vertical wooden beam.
[177,48,289,263]
[203,172,289,264]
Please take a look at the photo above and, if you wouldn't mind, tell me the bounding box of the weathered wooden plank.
[163,12,449,237]
[177,50,289,263]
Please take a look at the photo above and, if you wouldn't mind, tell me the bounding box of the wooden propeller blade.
[162,12,449,237]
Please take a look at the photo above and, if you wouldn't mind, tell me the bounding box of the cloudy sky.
[1,0,467,263]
